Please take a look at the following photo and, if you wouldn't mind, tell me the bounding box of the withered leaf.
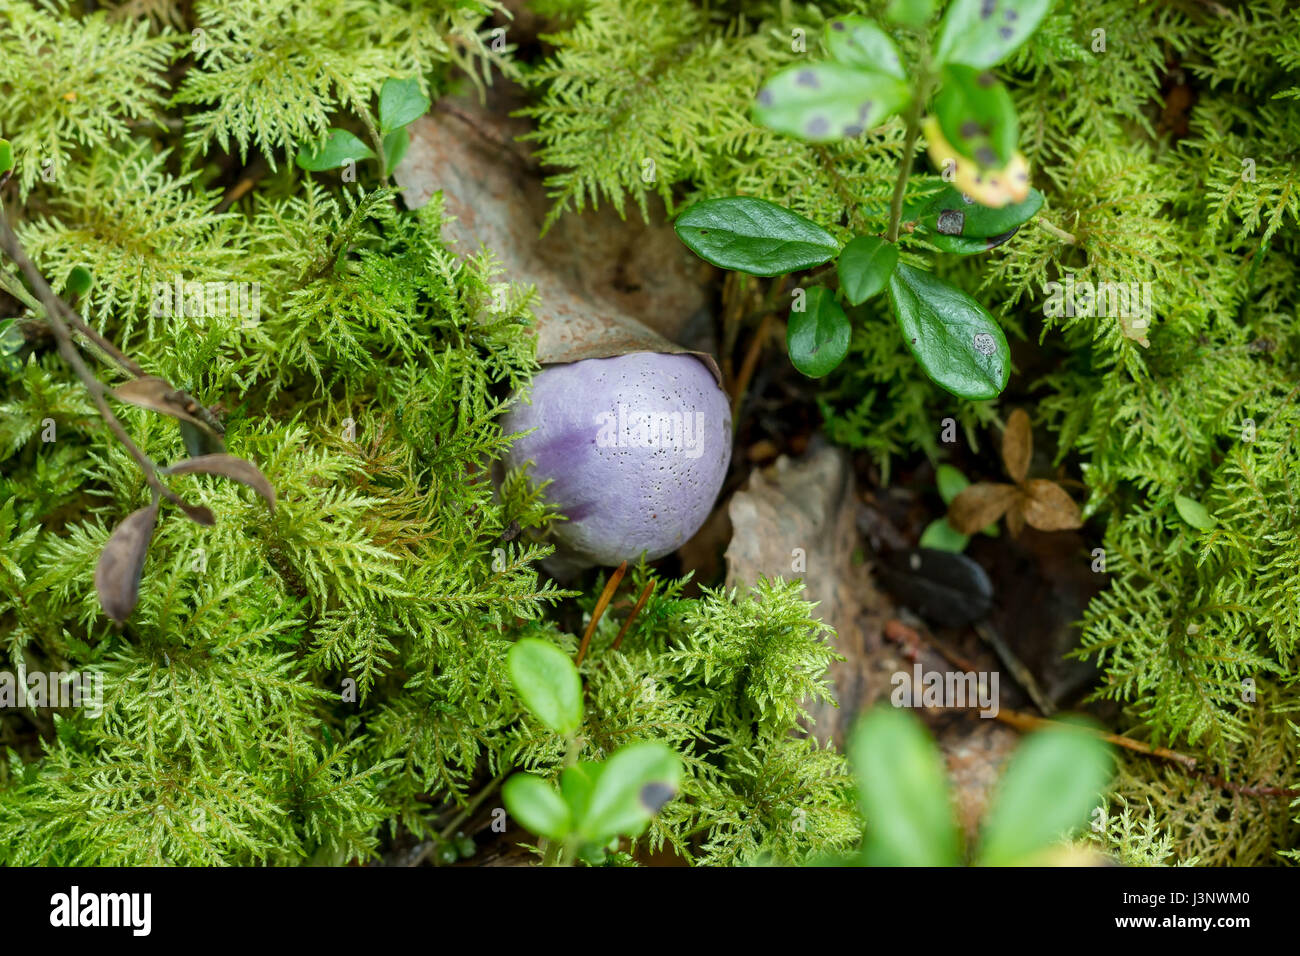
[112,376,218,433]
[1021,479,1082,531]
[95,499,159,623]
[1002,408,1032,485]
[1005,501,1026,537]
[178,500,216,526]
[164,454,276,512]
[949,482,1018,535]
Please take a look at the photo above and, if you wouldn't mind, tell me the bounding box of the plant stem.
[1034,217,1077,244]
[886,103,924,243]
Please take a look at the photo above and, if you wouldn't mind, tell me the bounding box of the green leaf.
[977,724,1111,865]
[502,773,572,842]
[837,235,898,305]
[917,227,1021,255]
[66,266,92,297]
[935,464,969,504]
[885,0,935,28]
[788,286,851,378]
[754,62,911,142]
[383,126,410,176]
[920,185,1043,238]
[577,741,681,843]
[934,64,1018,168]
[674,197,840,276]
[850,706,961,866]
[1175,494,1217,531]
[0,139,12,175]
[934,0,1055,70]
[919,517,970,552]
[295,129,376,171]
[887,262,1010,400]
[823,17,906,79]
[378,76,430,134]
[507,638,583,735]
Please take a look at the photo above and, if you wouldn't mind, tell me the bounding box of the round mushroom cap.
[502,351,732,566]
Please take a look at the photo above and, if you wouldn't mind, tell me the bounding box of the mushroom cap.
[502,351,732,566]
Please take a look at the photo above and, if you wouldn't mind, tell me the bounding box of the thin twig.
[574,561,627,667]
[610,579,656,654]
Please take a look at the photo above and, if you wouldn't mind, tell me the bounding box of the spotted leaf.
[755,63,910,142]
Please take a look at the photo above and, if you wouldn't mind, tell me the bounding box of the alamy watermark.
[594,403,706,459]
[891,663,1000,718]
[151,274,261,327]
[0,669,103,717]
[1043,275,1153,322]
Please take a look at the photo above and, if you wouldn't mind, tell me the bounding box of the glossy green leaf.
[295,129,376,171]
[755,62,911,142]
[851,706,961,866]
[823,16,906,79]
[934,0,1055,70]
[502,773,572,842]
[920,185,1043,238]
[507,638,583,735]
[0,139,12,175]
[788,286,851,378]
[383,125,410,175]
[934,64,1018,168]
[560,761,603,826]
[577,741,681,843]
[919,517,969,552]
[888,262,1010,400]
[1175,494,1216,531]
[977,724,1111,865]
[837,235,898,305]
[885,0,935,28]
[378,76,430,133]
[674,197,840,276]
[66,266,92,297]
[918,226,1020,255]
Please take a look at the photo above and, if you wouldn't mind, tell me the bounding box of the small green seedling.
[502,638,682,866]
[296,76,430,177]
[838,704,1112,866]
[919,462,999,552]
[674,1,1056,398]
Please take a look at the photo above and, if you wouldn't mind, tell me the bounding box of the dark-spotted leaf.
[934,64,1018,168]
[888,262,1010,400]
[378,76,430,133]
[850,706,960,866]
[934,0,1055,70]
[164,453,276,512]
[1175,494,1216,531]
[674,197,839,275]
[977,723,1112,866]
[787,286,850,378]
[502,773,571,842]
[920,185,1043,238]
[754,62,910,142]
[295,129,375,171]
[837,235,898,305]
[918,226,1020,256]
[95,499,159,623]
[507,638,583,735]
[824,16,906,79]
[886,0,935,28]
[577,741,681,843]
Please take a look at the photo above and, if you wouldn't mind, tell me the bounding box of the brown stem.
[574,561,627,667]
[610,579,656,654]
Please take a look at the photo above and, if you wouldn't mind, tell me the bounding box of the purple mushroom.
[501,351,732,567]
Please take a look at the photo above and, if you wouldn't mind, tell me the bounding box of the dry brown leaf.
[112,376,216,432]
[948,482,1018,535]
[1021,479,1083,531]
[95,499,158,623]
[1005,500,1026,537]
[1002,408,1032,485]
[165,454,276,512]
